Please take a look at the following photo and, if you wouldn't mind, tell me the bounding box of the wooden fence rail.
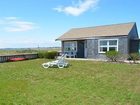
[0,53,38,63]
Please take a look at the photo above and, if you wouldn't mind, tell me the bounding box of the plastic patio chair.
[42,54,68,68]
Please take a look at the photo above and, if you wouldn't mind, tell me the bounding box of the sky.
[0,0,140,48]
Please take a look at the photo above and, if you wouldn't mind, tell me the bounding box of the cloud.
[5,21,35,32]
[54,0,99,16]
[0,17,36,32]
[5,17,17,20]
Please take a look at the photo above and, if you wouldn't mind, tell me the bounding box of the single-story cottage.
[56,22,140,59]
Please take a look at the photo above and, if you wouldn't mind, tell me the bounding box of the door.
[77,41,85,58]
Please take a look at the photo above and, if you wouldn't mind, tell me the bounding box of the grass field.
[0,48,60,55]
[0,59,140,105]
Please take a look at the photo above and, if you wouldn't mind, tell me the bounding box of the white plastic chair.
[42,54,68,68]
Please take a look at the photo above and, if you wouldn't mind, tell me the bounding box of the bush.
[46,51,58,59]
[129,53,140,63]
[105,51,120,62]
[38,51,58,59]
[38,51,46,58]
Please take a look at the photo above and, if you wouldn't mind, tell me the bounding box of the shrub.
[105,51,120,62]
[45,51,58,59]
[129,53,140,63]
[38,51,46,58]
[38,51,58,59]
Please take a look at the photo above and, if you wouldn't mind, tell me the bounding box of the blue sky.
[0,0,140,48]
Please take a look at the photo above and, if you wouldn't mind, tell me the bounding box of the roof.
[56,22,135,40]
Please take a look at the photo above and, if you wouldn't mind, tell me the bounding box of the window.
[109,40,117,45]
[98,39,118,53]
[100,47,107,52]
[100,40,107,46]
[64,41,77,52]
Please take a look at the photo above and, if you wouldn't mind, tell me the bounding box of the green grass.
[0,50,18,55]
[0,59,140,105]
[0,48,60,55]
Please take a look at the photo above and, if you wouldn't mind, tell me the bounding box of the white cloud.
[54,0,99,16]
[5,17,17,20]
[0,17,36,32]
[5,21,35,32]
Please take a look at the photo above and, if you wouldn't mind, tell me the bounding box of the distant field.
[0,59,140,105]
[0,47,61,55]
[0,50,17,55]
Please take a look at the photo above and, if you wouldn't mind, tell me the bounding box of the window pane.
[100,47,107,52]
[68,47,71,51]
[109,40,117,45]
[64,41,77,51]
[64,48,67,51]
[100,40,107,45]
[71,47,76,51]
[109,47,117,51]
[64,42,70,46]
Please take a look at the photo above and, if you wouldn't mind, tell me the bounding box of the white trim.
[84,40,87,58]
[98,39,118,53]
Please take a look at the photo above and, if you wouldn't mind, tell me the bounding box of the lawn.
[0,59,140,105]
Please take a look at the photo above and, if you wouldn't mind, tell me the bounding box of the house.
[56,22,140,59]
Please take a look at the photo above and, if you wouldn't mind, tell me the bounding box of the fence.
[0,53,38,63]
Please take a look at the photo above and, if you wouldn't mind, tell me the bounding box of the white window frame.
[98,39,118,53]
[64,41,77,52]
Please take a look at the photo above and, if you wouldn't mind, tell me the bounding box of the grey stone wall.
[118,37,129,54]
[86,36,128,59]
[130,40,139,53]
[61,36,129,59]
[128,23,139,39]
[128,23,139,53]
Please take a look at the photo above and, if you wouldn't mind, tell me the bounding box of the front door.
[77,41,85,58]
